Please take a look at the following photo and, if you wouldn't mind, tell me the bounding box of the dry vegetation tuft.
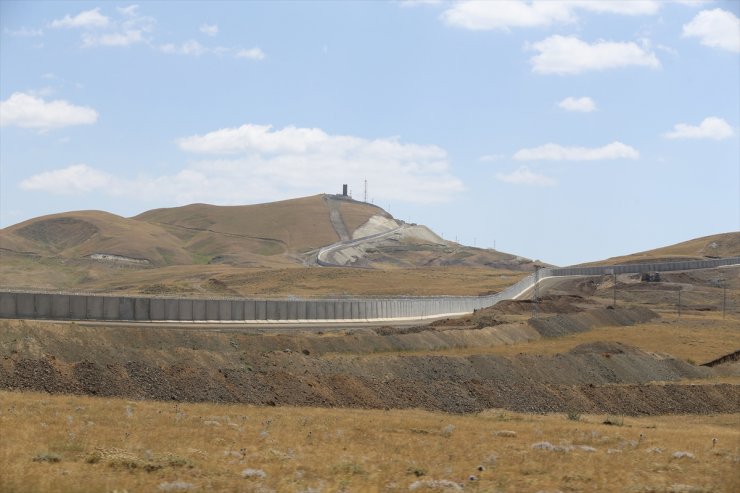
[1,391,738,493]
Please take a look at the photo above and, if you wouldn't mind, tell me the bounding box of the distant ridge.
[581,232,740,266]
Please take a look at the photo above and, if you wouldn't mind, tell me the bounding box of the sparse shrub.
[603,415,624,426]
[332,461,366,476]
[672,451,695,460]
[566,412,581,421]
[86,451,103,464]
[406,465,426,477]
[32,452,62,463]
[441,424,455,437]
[241,468,266,479]
[493,430,517,437]
[408,479,463,491]
[158,481,195,491]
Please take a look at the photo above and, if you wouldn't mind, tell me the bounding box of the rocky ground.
[1,287,738,415]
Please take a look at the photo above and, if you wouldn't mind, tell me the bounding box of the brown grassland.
[1,391,738,493]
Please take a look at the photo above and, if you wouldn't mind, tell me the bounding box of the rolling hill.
[583,232,740,266]
[0,194,536,295]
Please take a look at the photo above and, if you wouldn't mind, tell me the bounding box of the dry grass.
[0,261,527,298]
[478,314,739,364]
[581,232,739,265]
[1,391,738,493]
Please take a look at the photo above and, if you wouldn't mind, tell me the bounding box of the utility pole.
[364,179,367,203]
[532,266,540,319]
[722,280,727,319]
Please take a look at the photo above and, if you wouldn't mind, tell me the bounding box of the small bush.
[603,415,624,426]
[32,452,62,463]
[566,412,581,421]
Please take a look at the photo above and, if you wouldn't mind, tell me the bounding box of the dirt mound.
[492,295,587,315]
[529,307,659,338]
[1,320,733,415]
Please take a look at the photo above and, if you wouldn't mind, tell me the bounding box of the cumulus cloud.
[514,142,640,161]
[50,8,110,29]
[529,35,660,75]
[682,9,740,53]
[20,124,463,204]
[558,96,596,112]
[663,117,734,140]
[441,1,660,31]
[495,166,556,186]
[200,24,219,36]
[51,6,152,47]
[20,164,113,194]
[0,92,98,130]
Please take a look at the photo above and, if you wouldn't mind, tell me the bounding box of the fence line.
[1,257,737,322]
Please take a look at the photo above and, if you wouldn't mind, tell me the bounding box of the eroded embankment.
[1,307,737,415]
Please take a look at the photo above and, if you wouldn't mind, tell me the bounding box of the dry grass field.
[0,261,528,297]
[581,233,739,265]
[393,313,740,366]
[1,391,738,493]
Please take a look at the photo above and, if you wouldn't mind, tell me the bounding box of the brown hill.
[0,194,534,294]
[582,232,740,266]
[1,210,192,266]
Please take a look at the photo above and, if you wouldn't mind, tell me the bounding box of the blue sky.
[1,0,738,266]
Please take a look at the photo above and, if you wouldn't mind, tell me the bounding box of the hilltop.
[0,194,535,295]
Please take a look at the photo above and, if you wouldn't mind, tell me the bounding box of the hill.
[0,194,535,295]
[582,232,740,266]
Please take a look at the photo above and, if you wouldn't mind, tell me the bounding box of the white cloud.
[682,9,740,53]
[159,42,263,59]
[558,96,596,112]
[52,6,152,47]
[4,27,44,37]
[20,125,463,204]
[117,5,140,16]
[400,0,443,7]
[0,92,98,130]
[673,1,715,7]
[200,24,219,36]
[51,8,110,29]
[441,1,660,31]
[20,164,112,194]
[514,142,640,161]
[663,117,734,140]
[83,30,144,47]
[160,40,208,56]
[529,35,660,75]
[235,47,266,60]
[495,166,556,186]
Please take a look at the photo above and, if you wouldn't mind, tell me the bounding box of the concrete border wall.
[1,257,737,322]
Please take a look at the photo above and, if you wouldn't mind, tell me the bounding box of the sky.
[1,0,739,266]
